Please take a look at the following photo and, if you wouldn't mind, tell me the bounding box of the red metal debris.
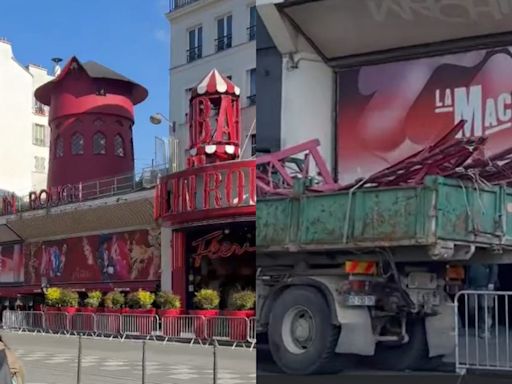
[256,139,339,196]
[257,119,512,197]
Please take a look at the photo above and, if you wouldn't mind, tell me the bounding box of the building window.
[93,132,106,154]
[114,134,125,157]
[216,14,232,52]
[248,6,256,41]
[71,133,84,155]
[34,156,46,173]
[32,123,48,147]
[248,68,256,105]
[251,134,256,156]
[56,136,64,158]
[187,26,203,63]
[33,99,47,115]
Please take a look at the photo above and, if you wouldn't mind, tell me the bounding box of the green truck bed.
[256,176,512,254]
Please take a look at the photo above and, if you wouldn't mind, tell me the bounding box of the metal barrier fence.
[455,290,512,373]
[1,311,256,348]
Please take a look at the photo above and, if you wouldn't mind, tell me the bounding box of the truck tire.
[368,318,435,371]
[268,286,342,375]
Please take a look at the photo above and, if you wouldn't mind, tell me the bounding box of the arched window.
[55,136,64,158]
[71,133,84,155]
[93,132,106,154]
[114,134,125,157]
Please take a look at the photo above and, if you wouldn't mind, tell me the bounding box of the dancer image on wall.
[97,236,114,281]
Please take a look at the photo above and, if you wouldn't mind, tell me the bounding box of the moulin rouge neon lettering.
[191,230,255,267]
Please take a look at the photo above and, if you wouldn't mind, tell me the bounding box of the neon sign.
[191,230,255,267]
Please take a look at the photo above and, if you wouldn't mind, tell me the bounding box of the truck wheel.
[268,286,342,375]
[368,318,432,371]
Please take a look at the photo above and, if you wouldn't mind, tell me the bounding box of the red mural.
[0,244,24,283]
[338,47,512,185]
[25,229,161,285]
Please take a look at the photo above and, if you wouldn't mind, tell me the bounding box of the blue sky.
[1,0,171,174]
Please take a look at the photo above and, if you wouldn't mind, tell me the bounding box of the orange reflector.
[446,265,465,280]
[345,261,377,275]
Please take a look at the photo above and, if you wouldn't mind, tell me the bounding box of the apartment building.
[0,38,53,195]
[167,0,256,167]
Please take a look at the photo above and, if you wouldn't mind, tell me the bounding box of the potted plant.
[80,291,102,313]
[190,289,220,339]
[60,289,79,315]
[103,291,125,314]
[126,290,156,315]
[155,291,182,317]
[44,287,62,312]
[224,290,256,318]
[223,290,256,341]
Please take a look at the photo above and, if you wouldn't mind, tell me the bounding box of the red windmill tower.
[34,56,148,190]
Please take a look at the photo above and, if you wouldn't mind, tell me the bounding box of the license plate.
[344,295,376,306]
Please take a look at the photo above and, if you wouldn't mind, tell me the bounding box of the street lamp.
[149,113,175,137]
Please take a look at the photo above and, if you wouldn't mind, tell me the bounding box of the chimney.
[0,38,13,59]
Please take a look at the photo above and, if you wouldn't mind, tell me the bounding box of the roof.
[34,56,148,106]
[192,69,240,97]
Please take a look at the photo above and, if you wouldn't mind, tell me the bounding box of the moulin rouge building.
[154,69,256,310]
[0,62,255,312]
[0,57,159,308]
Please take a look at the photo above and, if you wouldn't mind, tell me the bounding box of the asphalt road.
[2,332,256,384]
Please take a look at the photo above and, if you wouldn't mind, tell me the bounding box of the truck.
[255,136,512,375]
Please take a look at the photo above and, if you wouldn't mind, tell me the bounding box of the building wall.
[168,0,256,167]
[255,12,281,153]
[0,40,52,196]
[256,3,336,173]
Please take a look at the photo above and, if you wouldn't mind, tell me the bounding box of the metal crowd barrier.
[455,290,512,374]
[1,311,257,348]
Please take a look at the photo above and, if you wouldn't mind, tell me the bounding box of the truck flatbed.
[257,176,512,257]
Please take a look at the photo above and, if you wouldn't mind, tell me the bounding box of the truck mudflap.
[310,276,376,356]
[424,295,456,357]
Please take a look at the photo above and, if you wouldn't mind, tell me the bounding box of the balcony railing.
[169,0,201,12]
[247,25,256,41]
[215,34,232,52]
[187,46,203,63]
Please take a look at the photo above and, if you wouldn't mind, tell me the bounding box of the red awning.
[0,281,158,297]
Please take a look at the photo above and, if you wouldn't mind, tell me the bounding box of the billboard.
[337,47,512,185]
[25,229,161,286]
[0,244,24,283]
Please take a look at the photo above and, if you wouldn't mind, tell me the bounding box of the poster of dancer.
[0,244,24,283]
[25,229,161,285]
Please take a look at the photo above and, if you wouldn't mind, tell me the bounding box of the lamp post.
[150,113,179,172]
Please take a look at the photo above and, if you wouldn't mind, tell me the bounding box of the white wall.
[280,52,335,172]
[168,0,256,166]
[0,41,52,196]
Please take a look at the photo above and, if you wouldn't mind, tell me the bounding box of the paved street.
[2,333,255,384]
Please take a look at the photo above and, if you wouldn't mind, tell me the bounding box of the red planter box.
[79,307,97,314]
[61,307,78,315]
[124,308,156,315]
[221,310,255,341]
[159,309,184,337]
[44,307,60,312]
[189,310,219,339]
[103,308,122,314]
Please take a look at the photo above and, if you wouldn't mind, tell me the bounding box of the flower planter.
[99,308,122,334]
[157,309,183,318]
[79,307,97,314]
[75,308,96,332]
[189,309,219,339]
[61,307,78,315]
[103,308,122,314]
[122,308,157,335]
[222,310,255,341]
[44,306,60,312]
[159,309,184,338]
